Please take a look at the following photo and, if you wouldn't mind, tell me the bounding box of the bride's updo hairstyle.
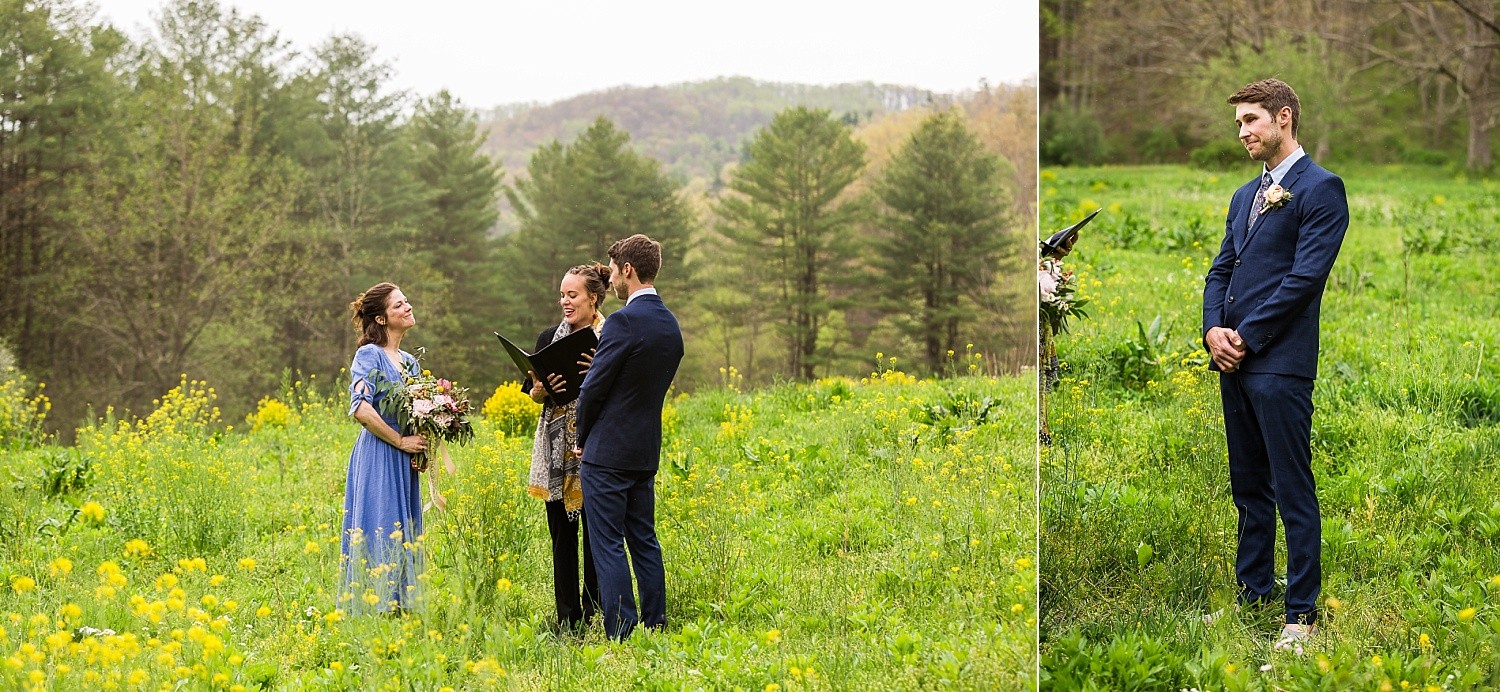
[350,282,399,348]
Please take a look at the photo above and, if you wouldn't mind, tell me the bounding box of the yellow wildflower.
[123,538,152,558]
[48,558,73,576]
[80,501,105,523]
[58,603,82,621]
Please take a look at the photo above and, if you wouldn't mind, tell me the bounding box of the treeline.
[1,0,1034,433]
[1041,0,1500,171]
[492,91,1036,398]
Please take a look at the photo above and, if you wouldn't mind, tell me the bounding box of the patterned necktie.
[1247,172,1272,229]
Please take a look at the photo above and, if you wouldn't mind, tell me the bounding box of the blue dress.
[340,343,424,613]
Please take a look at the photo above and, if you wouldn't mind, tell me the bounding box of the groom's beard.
[1247,129,1283,162]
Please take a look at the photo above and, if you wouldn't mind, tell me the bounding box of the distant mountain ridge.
[476,76,959,186]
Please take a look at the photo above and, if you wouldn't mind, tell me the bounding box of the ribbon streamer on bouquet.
[424,440,458,513]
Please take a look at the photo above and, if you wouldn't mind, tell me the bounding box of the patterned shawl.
[525,315,602,520]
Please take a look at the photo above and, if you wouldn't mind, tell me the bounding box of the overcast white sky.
[94,0,1037,109]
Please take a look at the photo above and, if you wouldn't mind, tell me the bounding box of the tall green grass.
[1040,165,1500,689]
[0,364,1034,689]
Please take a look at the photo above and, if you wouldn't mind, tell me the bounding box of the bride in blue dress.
[340,282,429,614]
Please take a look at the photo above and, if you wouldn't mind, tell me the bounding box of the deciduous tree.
[0,0,121,388]
[62,0,299,401]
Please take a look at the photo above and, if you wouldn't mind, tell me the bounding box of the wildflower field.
[1039,165,1500,688]
[0,361,1033,689]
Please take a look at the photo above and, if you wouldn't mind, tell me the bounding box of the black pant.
[544,499,598,627]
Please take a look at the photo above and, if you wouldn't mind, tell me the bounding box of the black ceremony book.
[494,327,598,406]
[1040,208,1101,259]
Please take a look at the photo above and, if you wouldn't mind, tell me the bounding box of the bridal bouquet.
[1039,257,1088,336]
[379,348,475,473]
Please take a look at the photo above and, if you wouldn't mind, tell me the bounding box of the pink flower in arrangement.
[385,346,477,474]
[1039,269,1058,301]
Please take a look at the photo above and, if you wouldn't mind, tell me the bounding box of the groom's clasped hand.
[1204,326,1246,372]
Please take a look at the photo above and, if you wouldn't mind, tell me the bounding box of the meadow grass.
[0,361,1034,690]
[1039,164,1500,689]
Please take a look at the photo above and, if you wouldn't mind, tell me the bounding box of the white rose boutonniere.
[1260,184,1292,213]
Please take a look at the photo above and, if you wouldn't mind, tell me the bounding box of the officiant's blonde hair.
[567,262,610,310]
[1228,79,1300,138]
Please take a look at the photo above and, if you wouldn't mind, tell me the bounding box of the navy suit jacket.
[1203,156,1349,379]
[576,293,684,472]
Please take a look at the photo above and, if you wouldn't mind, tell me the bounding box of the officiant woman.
[521,262,610,631]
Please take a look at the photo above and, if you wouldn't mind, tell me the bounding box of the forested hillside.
[480,78,936,185]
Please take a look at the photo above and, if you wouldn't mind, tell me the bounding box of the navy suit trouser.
[581,462,666,639]
[1220,370,1320,626]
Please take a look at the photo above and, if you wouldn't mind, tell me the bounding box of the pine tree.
[503,117,695,336]
[263,33,414,382]
[402,89,503,389]
[873,109,1014,374]
[714,107,866,381]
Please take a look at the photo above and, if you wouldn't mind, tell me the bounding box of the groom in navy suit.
[576,233,684,640]
[1202,79,1348,648]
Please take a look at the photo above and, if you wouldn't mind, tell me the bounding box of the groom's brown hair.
[609,234,662,283]
[1228,79,1300,138]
